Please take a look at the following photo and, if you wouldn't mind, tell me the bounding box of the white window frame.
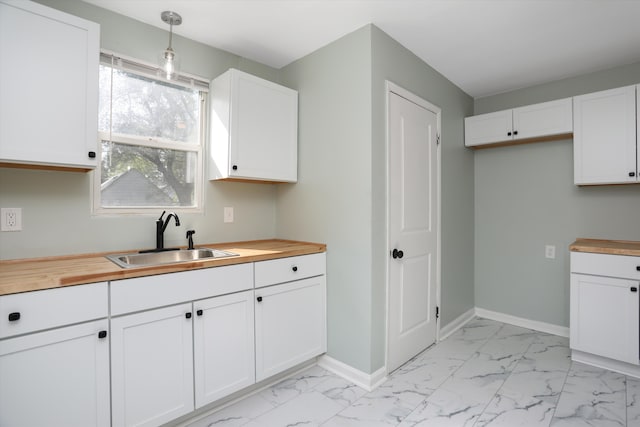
[92,51,209,216]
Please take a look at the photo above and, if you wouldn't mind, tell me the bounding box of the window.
[94,53,208,214]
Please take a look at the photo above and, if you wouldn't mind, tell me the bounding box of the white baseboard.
[475,307,569,337]
[439,307,475,340]
[317,355,387,392]
[572,350,640,379]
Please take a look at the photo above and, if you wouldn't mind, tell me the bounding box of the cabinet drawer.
[571,252,640,280]
[0,282,108,339]
[110,263,253,316]
[254,253,326,288]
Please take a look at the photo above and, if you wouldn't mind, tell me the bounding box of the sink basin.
[106,248,239,268]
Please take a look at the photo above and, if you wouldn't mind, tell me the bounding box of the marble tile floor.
[186,318,640,427]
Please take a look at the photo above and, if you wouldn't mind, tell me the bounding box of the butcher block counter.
[569,238,640,257]
[0,239,326,296]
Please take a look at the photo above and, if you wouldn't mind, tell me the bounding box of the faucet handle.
[186,230,196,250]
[158,210,167,221]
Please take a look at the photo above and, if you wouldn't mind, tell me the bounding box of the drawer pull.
[196,309,203,316]
[632,287,638,293]
[292,266,298,272]
[257,296,263,302]
[8,312,20,322]
[185,312,192,319]
[98,330,107,339]
[637,266,640,271]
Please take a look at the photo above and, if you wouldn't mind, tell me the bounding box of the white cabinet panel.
[573,85,637,185]
[209,68,298,182]
[0,319,110,427]
[512,98,572,140]
[570,273,639,365]
[194,290,255,407]
[255,276,326,381]
[464,110,512,147]
[0,0,99,169]
[571,252,640,281]
[254,253,326,288]
[0,282,108,338]
[111,304,194,427]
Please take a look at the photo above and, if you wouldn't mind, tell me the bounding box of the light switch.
[224,207,234,223]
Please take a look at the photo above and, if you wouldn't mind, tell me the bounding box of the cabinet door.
[255,276,326,381]
[464,109,513,147]
[194,290,255,407]
[512,98,572,140]
[570,273,639,364]
[229,70,298,182]
[0,0,99,169]
[0,319,110,427]
[573,85,637,185]
[111,304,194,427]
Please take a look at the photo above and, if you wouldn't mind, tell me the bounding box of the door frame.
[384,80,442,374]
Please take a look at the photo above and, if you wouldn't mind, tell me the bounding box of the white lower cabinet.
[255,275,327,381]
[111,303,195,427]
[194,290,255,407]
[570,252,640,365]
[0,319,110,427]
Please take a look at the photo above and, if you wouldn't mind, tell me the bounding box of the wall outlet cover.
[1,208,22,231]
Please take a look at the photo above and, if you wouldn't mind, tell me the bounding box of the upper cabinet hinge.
[436,134,441,145]
[436,306,440,319]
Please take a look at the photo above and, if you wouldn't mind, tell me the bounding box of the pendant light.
[158,11,182,80]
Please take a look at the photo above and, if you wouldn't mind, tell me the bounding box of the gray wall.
[278,25,474,374]
[0,0,281,260]
[474,62,640,327]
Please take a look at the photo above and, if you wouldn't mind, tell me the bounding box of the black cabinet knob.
[88,151,96,158]
[507,132,512,136]
[232,165,238,171]
[196,309,203,316]
[185,312,192,319]
[8,312,20,322]
[98,330,108,339]
[257,296,263,302]
[637,266,640,271]
[631,287,638,292]
[513,130,518,136]
[392,249,404,259]
[292,266,298,272]
[629,172,636,177]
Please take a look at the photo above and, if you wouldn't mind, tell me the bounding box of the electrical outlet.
[545,245,556,259]
[1,208,22,231]
[224,207,234,223]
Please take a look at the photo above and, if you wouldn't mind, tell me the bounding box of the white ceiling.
[82,0,640,98]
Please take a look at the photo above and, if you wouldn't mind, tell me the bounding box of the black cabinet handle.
[631,287,638,292]
[88,151,96,158]
[636,266,640,271]
[98,330,108,339]
[392,249,404,259]
[513,130,518,136]
[232,165,238,171]
[8,312,20,322]
[196,309,203,316]
[292,266,298,272]
[185,312,192,319]
[257,296,263,302]
[507,131,512,136]
[630,172,636,177]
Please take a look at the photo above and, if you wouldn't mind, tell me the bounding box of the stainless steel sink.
[106,248,239,268]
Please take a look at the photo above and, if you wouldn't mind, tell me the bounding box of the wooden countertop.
[0,239,326,296]
[570,238,640,257]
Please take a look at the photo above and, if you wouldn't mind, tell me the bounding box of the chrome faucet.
[155,210,180,251]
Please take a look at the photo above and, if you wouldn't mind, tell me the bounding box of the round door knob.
[257,296,263,302]
[392,249,404,259]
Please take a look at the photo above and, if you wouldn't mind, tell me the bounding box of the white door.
[111,303,194,427]
[255,276,327,381]
[193,290,255,408]
[388,88,439,372]
[0,319,110,427]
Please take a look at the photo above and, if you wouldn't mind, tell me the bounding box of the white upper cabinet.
[209,68,298,183]
[465,98,572,147]
[573,85,637,185]
[0,0,99,170]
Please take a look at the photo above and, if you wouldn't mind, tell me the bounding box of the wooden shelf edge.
[467,132,573,150]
